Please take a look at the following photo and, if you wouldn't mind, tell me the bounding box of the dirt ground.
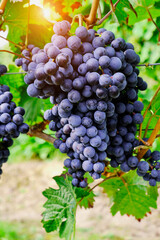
[0,160,160,240]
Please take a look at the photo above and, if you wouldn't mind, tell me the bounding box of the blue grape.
[86,58,99,72]
[137,161,149,173]
[67,36,81,51]
[82,160,93,172]
[101,31,115,44]
[71,159,82,170]
[83,146,95,158]
[94,47,106,59]
[120,162,131,172]
[99,74,112,87]
[128,156,138,168]
[93,162,105,173]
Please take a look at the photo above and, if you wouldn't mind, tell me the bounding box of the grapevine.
[0,0,160,239]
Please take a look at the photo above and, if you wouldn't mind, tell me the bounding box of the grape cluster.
[106,75,146,172]
[15,21,151,187]
[142,150,160,187]
[132,139,160,186]
[0,65,29,175]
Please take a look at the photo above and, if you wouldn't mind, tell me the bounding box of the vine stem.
[27,121,55,144]
[146,7,160,34]
[2,72,26,75]
[0,0,8,14]
[97,3,102,20]
[139,86,160,138]
[96,0,121,25]
[143,107,160,138]
[0,35,23,49]
[109,0,114,12]
[0,50,31,61]
[137,63,160,67]
[89,174,117,192]
[137,118,160,160]
[27,130,55,143]
[85,0,100,26]
[77,171,124,205]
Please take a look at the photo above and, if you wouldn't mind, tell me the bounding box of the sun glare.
[43,7,51,19]
[30,0,43,8]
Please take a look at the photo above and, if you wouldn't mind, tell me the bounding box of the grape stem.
[27,121,56,144]
[146,7,160,34]
[137,136,151,146]
[97,3,102,19]
[137,63,160,67]
[143,107,160,138]
[71,14,83,27]
[0,35,23,49]
[96,0,121,25]
[89,173,117,192]
[0,0,8,14]
[0,50,31,61]
[139,86,160,138]
[85,0,100,27]
[27,129,55,143]
[109,0,115,12]
[137,118,160,160]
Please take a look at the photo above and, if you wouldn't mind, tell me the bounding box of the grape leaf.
[77,190,96,209]
[1,1,50,52]
[128,6,160,25]
[99,171,158,219]
[21,97,44,123]
[42,176,77,240]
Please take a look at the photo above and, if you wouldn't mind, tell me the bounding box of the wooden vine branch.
[139,86,160,138]
[27,120,56,144]
[0,35,22,49]
[146,8,160,34]
[27,129,55,144]
[89,173,117,192]
[0,0,8,14]
[0,50,31,61]
[96,0,121,25]
[137,118,160,160]
[109,0,114,12]
[143,107,160,138]
[85,0,100,26]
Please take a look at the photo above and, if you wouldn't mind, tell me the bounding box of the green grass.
[0,221,124,240]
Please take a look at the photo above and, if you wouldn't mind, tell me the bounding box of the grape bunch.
[131,139,160,187]
[0,65,29,175]
[15,21,153,188]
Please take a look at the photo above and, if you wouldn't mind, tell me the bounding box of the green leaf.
[42,176,76,240]
[99,171,158,219]
[77,190,96,209]
[128,6,160,25]
[75,186,90,199]
[22,97,44,123]
[1,1,51,52]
